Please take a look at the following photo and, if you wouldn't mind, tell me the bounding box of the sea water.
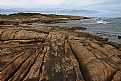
[34,18,121,44]
[1,11,121,43]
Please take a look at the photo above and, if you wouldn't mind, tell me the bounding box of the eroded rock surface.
[0,26,121,81]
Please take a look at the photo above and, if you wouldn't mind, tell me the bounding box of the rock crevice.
[1,26,121,81]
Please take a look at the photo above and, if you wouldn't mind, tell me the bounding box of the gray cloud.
[0,0,121,17]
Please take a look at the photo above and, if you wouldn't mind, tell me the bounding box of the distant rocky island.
[0,13,121,81]
[0,13,89,25]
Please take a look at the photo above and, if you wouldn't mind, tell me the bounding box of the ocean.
[23,18,121,44]
[0,11,121,44]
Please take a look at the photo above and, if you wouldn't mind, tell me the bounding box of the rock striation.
[0,26,121,81]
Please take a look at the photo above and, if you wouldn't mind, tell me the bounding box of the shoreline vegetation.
[1,13,121,81]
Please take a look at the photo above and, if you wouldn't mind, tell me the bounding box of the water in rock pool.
[21,18,121,44]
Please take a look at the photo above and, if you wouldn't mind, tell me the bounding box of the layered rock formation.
[0,13,89,25]
[0,26,121,81]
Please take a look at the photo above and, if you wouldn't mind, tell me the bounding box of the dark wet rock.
[107,42,121,50]
[118,36,121,39]
[70,27,86,30]
[65,26,86,30]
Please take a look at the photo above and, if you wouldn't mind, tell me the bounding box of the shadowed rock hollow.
[0,26,121,81]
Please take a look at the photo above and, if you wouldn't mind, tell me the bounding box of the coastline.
[0,13,89,25]
[1,13,121,81]
[1,13,120,44]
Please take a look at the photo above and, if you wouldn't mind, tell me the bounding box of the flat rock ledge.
[0,26,121,81]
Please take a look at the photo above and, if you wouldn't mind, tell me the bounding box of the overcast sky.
[0,0,121,17]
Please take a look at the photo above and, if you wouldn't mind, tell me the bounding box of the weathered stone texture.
[0,26,121,81]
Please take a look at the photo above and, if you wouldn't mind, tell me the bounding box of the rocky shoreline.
[0,24,121,81]
[0,13,121,81]
[0,13,89,25]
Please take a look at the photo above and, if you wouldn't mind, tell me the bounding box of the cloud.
[0,0,120,17]
[0,0,105,7]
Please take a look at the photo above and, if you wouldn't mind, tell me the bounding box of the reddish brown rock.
[69,40,121,81]
[0,26,121,81]
[1,29,47,43]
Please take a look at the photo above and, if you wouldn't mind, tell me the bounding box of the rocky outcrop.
[69,40,121,81]
[0,13,89,25]
[1,26,121,81]
[67,16,89,20]
[1,29,47,43]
